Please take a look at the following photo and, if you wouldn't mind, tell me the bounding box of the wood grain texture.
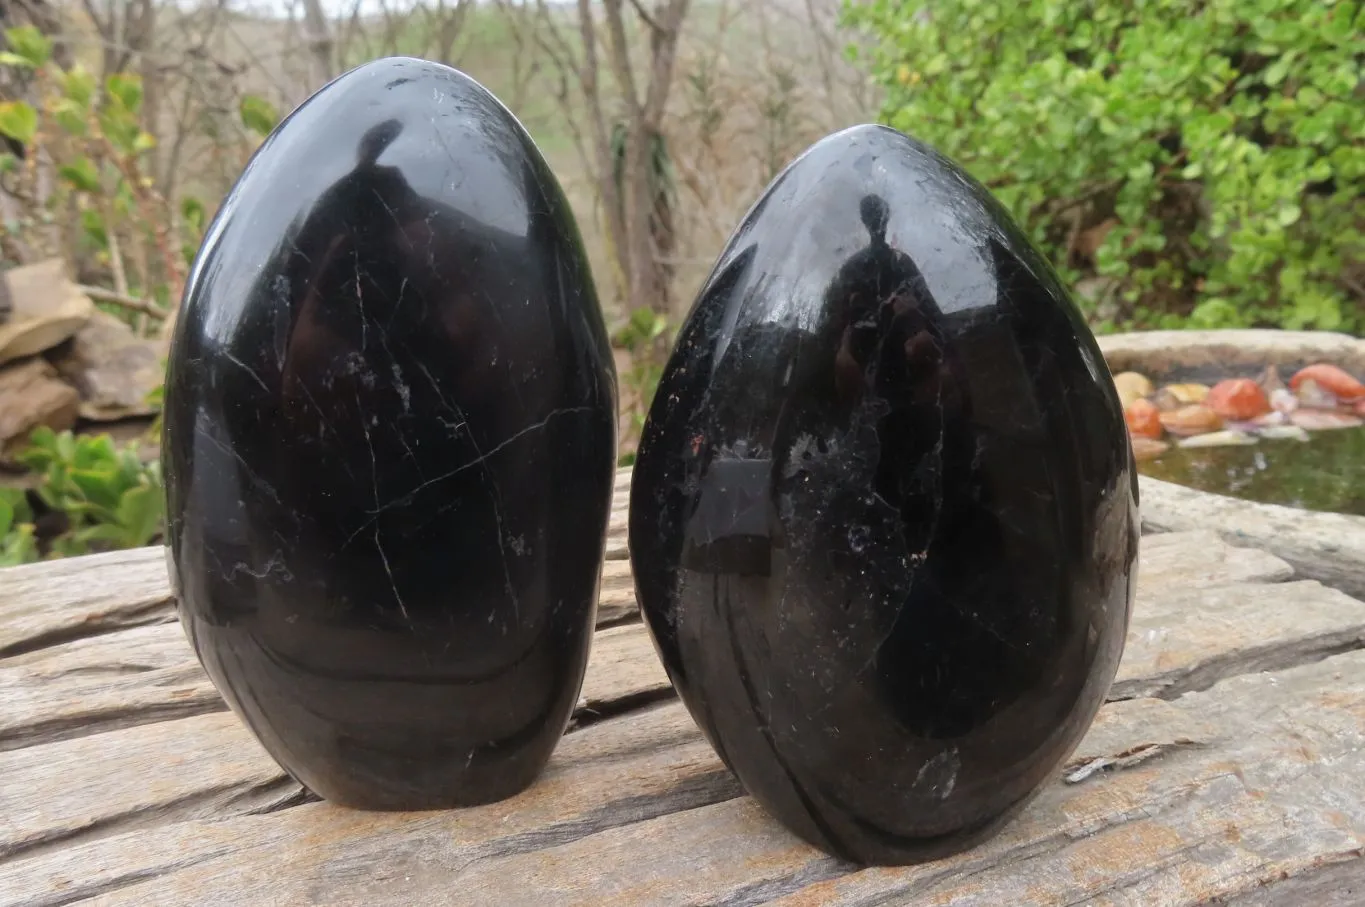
[0,712,302,863]
[0,622,221,753]
[6,466,1365,907]
[0,532,1341,892]
[1111,578,1365,700]
[0,531,1292,753]
[0,625,674,863]
[0,480,632,659]
[5,651,1363,907]
[0,558,640,751]
[0,548,174,658]
[1140,474,1365,600]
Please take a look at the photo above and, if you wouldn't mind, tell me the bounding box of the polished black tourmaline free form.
[162,57,618,809]
[629,124,1138,865]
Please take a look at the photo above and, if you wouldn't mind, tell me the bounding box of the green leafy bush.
[1,427,164,565]
[0,25,188,313]
[0,25,276,322]
[612,306,672,466]
[845,0,1364,333]
[0,489,38,566]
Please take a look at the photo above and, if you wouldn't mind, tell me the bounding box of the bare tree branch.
[80,283,166,318]
[625,0,660,33]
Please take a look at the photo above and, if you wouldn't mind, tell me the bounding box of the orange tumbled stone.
[1130,437,1169,461]
[1159,404,1223,437]
[1125,398,1163,439]
[1289,364,1365,401]
[1206,378,1271,421]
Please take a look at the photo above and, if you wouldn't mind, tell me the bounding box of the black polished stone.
[629,124,1137,865]
[162,57,617,810]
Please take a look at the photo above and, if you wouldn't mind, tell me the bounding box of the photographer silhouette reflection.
[172,107,613,808]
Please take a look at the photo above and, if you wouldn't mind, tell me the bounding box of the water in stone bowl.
[1116,362,1365,516]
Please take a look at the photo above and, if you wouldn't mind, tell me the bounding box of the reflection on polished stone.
[629,124,1137,865]
[162,57,617,810]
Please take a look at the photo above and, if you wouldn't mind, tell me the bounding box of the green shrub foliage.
[845,0,1364,333]
[1,428,163,565]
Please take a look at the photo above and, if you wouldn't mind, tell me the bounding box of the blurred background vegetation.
[0,0,1360,564]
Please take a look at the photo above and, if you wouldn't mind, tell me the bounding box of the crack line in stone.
[354,247,367,351]
[196,424,282,505]
[375,527,409,622]
[364,406,593,519]
[223,351,269,394]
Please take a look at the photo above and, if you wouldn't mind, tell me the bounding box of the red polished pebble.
[1290,364,1365,401]
[1207,378,1271,421]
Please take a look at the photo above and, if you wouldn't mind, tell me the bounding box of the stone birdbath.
[1098,329,1365,600]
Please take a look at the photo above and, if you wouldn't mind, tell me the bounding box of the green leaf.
[55,430,75,464]
[68,468,123,516]
[0,100,37,144]
[71,522,132,547]
[3,25,52,68]
[0,522,38,567]
[81,207,108,249]
[23,424,58,457]
[1263,57,1291,88]
[116,484,163,546]
[0,51,33,67]
[239,95,280,137]
[180,196,206,234]
[98,108,140,156]
[58,157,100,192]
[0,152,17,174]
[61,65,96,107]
[73,433,117,470]
[132,131,156,153]
[104,73,143,114]
[52,98,86,136]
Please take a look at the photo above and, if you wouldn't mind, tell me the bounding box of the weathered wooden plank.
[0,548,173,658]
[0,530,1289,751]
[0,701,736,906]
[596,558,635,624]
[0,610,667,751]
[0,536,1336,883]
[0,524,1286,664]
[759,654,1365,907]
[0,623,221,753]
[1133,528,1293,588]
[572,623,672,724]
[0,470,634,659]
[1221,856,1365,906]
[1141,474,1365,600]
[1111,579,1365,701]
[0,557,638,752]
[0,624,674,862]
[0,529,1327,886]
[6,649,1364,906]
[0,544,634,661]
[0,712,300,863]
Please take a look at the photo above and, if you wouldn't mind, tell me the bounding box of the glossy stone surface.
[163,57,617,810]
[629,125,1137,865]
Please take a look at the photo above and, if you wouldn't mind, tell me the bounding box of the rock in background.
[0,259,92,367]
[0,258,164,464]
[0,357,79,458]
[49,311,165,422]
